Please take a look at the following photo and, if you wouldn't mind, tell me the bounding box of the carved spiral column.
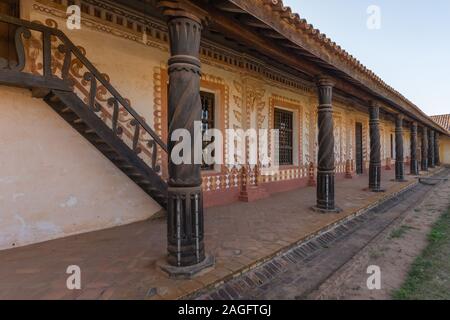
[428,130,435,168]
[435,132,441,166]
[313,76,341,213]
[368,102,382,191]
[159,2,213,275]
[421,127,429,171]
[395,114,406,181]
[410,122,419,175]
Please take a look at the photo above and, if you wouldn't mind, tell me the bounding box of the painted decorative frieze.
[32,0,315,95]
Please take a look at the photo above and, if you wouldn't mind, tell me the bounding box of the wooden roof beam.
[215,1,247,13]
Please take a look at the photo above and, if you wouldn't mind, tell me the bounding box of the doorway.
[0,0,20,64]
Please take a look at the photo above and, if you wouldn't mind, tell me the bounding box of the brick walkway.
[0,169,438,299]
[196,168,449,300]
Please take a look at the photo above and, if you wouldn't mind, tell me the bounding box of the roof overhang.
[215,0,448,135]
[111,0,449,136]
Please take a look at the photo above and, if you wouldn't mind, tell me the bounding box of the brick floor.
[197,168,450,300]
[0,168,439,299]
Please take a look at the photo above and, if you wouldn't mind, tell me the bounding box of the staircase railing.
[0,14,168,173]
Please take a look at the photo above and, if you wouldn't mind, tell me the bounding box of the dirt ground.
[309,173,450,300]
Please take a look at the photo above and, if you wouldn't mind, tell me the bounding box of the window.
[94,8,102,18]
[81,4,90,14]
[274,108,294,166]
[0,0,20,64]
[105,12,113,22]
[200,91,215,170]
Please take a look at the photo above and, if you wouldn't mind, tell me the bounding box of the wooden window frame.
[274,108,294,166]
[200,91,215,171]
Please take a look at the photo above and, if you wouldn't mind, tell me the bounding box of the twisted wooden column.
[435,132,440,166]
[159,2,213,276]
[368,102,383,191]
[395,114,406,181]
[313,76,341,213]
[410,122,419,175]
[428,130,435,168]
[421,127,429,171]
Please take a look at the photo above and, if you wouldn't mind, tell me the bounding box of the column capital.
[316,75,334,107]
[368,100,380,108]
[395,114,404,129]
[315,75,335,88]
[158,0,209,25]
[368,101,380,120]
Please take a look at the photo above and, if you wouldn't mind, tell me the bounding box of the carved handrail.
[0,14,168,159]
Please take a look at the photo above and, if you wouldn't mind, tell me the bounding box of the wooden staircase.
[0,14,168,208]
[45,90,168,208]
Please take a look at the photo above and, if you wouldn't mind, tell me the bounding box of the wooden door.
[0,0,20,64]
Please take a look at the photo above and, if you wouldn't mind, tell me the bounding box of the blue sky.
[283,0,450,116]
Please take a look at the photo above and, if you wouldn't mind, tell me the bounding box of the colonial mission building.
[1,0,449,277]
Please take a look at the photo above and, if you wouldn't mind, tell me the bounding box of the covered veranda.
[0,168,440,300]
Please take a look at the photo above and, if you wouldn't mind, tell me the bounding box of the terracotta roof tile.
[261,0,397,90]
[236,0,448,134]
[431,114,450,132]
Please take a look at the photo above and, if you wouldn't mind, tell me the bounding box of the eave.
[216,0,448,135]
[110,0,449,136]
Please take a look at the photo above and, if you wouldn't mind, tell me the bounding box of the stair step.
[61,107,72,114]
[110,156,126,162]
[43,88,168,209]
[120,164,134,170]
[129,172,143,178]
[144,186,160,192]
[137,180,151,185]
[32,88,51,99]
[48,95,61,103]
[97,145,116,153]
[73,118,84,124]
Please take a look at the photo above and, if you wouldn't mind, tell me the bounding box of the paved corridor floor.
[197,168,450,300]
[0,169,438,299]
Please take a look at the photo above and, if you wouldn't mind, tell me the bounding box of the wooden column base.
[158,255,215,279]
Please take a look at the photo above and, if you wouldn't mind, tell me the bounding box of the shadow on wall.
[0,86,162,251]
